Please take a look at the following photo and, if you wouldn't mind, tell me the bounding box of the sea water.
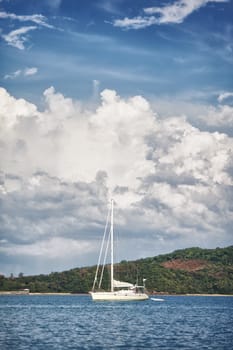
[0,295,232,349]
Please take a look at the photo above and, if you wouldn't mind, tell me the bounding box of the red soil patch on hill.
[162,259,209,272]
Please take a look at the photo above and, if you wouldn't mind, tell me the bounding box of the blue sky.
[0,0,233,276]
[1,0,233,103]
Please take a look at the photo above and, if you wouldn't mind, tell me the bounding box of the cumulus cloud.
[205,105,233,127]
[114,0,228,29]
[0,86,232,275]
[196,96,233,130]
[0,87,38,128]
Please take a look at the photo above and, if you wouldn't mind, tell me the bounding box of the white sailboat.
[90,199,148,301]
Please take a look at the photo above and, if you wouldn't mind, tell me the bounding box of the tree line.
[0,246,232,294]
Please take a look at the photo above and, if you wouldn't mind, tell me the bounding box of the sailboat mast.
[110,198,114,292]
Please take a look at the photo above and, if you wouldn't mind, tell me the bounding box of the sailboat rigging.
[90,199,148,301]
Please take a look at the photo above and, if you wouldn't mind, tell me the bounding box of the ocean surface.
[0,295,232,349]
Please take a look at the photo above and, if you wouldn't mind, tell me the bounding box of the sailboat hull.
[90,291,149,301]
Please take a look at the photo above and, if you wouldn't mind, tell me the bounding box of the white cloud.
[0,237,95,259]
[0,86,232,275]
[0,11,53,28]
[4,67,38,79]
[149,116,232,185]
[2,26,37,49]
[0,10,55,49]
[144,0,228,24]
[218,91,233,103]
[24,67,38,76]
[198,104,233,128]
[114,16,157,30]
[114,0,228,29]
[4,70,22,80]
[0,87,38,128]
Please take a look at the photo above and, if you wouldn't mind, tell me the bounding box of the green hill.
[0,246,232,294]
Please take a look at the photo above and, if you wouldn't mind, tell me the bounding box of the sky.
[0,0,233,276]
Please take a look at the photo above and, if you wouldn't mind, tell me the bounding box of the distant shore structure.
[0,288,30,295]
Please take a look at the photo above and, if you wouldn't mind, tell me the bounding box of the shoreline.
[153,293,233,297]
[0,292,232,297]
[0,292,86,296]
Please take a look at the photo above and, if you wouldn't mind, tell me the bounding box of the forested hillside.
[0,246,232,294]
